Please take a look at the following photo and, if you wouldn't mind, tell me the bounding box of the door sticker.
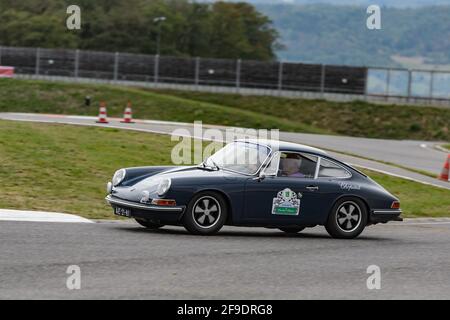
[272,188,301,216]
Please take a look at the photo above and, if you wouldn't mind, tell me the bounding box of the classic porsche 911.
[105,139,402,239]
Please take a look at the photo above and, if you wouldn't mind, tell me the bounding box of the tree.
[0,0,279,61]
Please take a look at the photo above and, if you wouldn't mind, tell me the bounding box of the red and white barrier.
[0,66,14,78]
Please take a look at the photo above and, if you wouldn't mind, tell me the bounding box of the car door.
[243,152,340,225]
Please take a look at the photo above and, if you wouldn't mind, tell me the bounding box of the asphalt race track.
[0,219,449,299]
[1,113,449,190]
[0,113,449,300]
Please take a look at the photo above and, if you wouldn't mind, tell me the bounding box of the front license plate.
[114,206,131,217]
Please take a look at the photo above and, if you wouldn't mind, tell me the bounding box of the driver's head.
[281,154,302,176]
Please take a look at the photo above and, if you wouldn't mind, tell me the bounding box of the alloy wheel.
[336,201,362,233]
[192,196,221,229]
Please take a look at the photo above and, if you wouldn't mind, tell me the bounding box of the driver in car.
[280,154,305,178]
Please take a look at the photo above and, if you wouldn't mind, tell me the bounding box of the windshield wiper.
[209,158,220,171]
[197,162,211,171]
[198,157,220,171]
[197,161,216,171]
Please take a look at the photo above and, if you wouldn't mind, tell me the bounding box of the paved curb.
[403,217,450,222]
[0,209,93,224]
[435,145,450,153]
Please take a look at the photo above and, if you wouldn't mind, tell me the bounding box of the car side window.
[264,152,280,176]
[318,158,351,178]
[278,152,318,179]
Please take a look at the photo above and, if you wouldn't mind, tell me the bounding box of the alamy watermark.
[66,265,81,290]
[66,5,81,30]
[65,4,380,32]
[366,265,381,290]
[367,5,382,30]
[170,122,279,166]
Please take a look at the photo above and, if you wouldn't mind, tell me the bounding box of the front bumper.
[370,209,403,224]
[105,195,185,224]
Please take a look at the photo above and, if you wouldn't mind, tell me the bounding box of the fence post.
[364,68,369,101]
[154,55,159,84]
[407,69,413,102]
[385,68,391,101]
[195,57,200,88]
[429,71,435,101]
[320,64,326,96]
[236,59,241,93]
[35,47,41,76]
[74,49,79,78]
[278,61,283,94]
[113,52,119,81]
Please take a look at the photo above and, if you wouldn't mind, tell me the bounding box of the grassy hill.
[0,120,449,219]
[0,79,324,134]
[1,78,449,142]
[159,90,450,141]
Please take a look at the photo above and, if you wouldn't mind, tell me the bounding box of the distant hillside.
[256,4,450,68]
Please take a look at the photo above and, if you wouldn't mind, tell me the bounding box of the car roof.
[235,139,328,156]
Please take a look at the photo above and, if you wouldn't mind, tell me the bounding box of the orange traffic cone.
[438,154,450,182]
[121,101,134,123]
[96,102,109,124]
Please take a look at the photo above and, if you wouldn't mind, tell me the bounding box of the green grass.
[443,144,450,151]
[0,120,448,219]
[361,169,450,218]
[0,120,183,219]
[0,78,326,134]
[1,78,450,142]
[158,90,450,141]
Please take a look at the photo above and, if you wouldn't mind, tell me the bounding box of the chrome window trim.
[316,157,353,180]
[314,157,321,179]
[262,151,281,177]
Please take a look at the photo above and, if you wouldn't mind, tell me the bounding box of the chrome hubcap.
[193,196,221,229]
[336,201,362,233]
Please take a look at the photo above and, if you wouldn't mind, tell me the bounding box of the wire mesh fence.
[1,46,449,103]
[367,68,450,101]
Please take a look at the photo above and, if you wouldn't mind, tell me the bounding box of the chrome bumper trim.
[105,195,184,212]
[372,209,402,215]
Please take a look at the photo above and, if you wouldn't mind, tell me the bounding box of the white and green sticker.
[272,188,300,216]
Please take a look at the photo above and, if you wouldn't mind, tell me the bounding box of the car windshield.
[205,141,271,175]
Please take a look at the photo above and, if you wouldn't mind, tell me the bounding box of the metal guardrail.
[1,46,449,106]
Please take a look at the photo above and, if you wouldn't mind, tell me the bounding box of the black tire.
[279,226,306,234]
[135,218,164,229]
[182,191,228,235]
[325,197,368,239]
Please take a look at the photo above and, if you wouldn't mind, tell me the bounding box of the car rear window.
[318,158,351,178]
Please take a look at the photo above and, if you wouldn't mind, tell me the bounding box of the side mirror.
[253,171,266,181]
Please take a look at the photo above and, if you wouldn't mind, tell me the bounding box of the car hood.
[113,166,244,202]
[152,165,243,180]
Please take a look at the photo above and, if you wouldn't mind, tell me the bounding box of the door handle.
[306,185,319,191]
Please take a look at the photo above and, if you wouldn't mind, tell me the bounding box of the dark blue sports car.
[105,139,402,239]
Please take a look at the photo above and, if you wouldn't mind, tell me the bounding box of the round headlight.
[157,178,171,196]
[112,169,126,187]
